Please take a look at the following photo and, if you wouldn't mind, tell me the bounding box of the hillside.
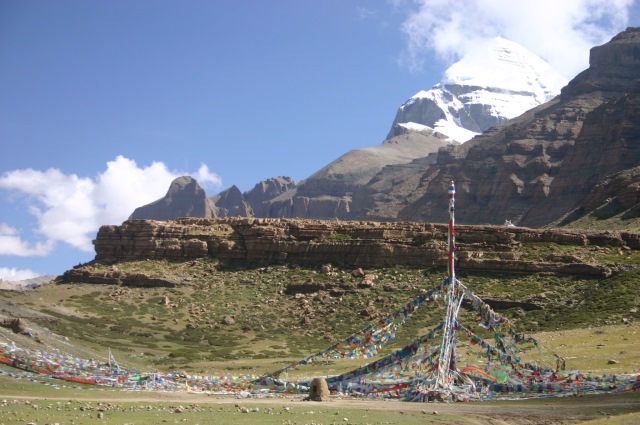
[2,218,638,377]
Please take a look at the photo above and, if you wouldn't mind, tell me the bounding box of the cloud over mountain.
[399,0,634,78]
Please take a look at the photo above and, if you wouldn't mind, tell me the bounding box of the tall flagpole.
[447,181,456,279]
[428,180,463,400]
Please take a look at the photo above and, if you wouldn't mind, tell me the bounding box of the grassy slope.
[1,238,639,377]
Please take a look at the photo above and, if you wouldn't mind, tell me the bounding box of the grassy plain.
[0,371,639,424]
[0,239,639,424]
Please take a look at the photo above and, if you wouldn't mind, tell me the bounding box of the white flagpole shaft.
[448,181,456,279]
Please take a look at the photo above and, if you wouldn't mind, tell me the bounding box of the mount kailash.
[130,29,640,228]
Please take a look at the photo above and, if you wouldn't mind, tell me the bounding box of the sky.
[1,0,639,281]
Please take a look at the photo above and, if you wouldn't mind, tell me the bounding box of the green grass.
[0,370,639,425]
[3,246,640,376]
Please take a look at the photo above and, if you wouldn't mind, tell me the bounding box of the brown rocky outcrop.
[562,165,640,223]
[89,218,639,279]
[61,268,183,287]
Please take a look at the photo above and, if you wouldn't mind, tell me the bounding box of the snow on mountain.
[391,37,569,143]
[442,37,567,101]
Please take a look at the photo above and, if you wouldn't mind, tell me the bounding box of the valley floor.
[0,380,639,424]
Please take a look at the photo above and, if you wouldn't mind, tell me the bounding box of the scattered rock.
[351,268,365,278]
[359,278,375,288]
[361,305,379,319]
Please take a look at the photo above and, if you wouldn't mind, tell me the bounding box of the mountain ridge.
[128,29,640,229]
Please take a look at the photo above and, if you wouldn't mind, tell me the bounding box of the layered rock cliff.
[78,218,640,286]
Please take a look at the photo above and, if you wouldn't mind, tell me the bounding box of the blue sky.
[1,0,639,280]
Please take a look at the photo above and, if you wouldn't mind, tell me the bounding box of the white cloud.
[194,164,223,188]
[357,6,377,20]
[399,0,633,79]
[0,156,223,253]
[0,266,41,282]
[92,156,185,226]
[0,223,56,256]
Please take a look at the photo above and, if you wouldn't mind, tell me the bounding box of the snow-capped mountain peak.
[389,37,569,143]
[442,37,566,102]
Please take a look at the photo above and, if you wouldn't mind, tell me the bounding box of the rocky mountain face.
[391,27,640,227]
[262,127,452,219]
[129,28,640,229]
[129,176,216,220]
[208,185,253,218]
[243,176,296,217]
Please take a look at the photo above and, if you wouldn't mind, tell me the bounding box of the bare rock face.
[524,81,640,226]
[559,165,640,224]
[89,217,636,279]
[264,129,451,219]
[129,176,215,220]
[563,27,640,98]
[209,185,254,218]
[244,177,296,217]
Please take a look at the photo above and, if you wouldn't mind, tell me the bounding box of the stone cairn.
[307,377,330,401]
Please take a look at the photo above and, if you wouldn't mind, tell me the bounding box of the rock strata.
[88,218,640,279]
